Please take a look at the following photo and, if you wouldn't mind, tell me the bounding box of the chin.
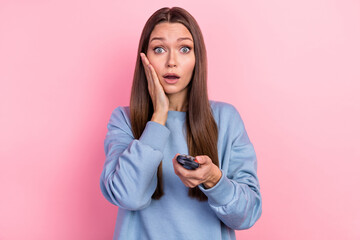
[166,86,190,95]
[164,89,180,95]
[163,86,181,94]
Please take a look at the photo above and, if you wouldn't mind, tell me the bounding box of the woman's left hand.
[172,154,222,189]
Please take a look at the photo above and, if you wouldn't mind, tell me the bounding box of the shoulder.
[209,100,245,132]
[210,100,242,121]
[108,106,130,123]
[107,106,132,134]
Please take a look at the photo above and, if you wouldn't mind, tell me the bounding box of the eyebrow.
[150,37,193,43]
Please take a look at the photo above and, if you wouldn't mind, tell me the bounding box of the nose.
[167,50,177,67]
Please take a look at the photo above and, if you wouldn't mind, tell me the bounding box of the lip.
[163,73,180,84]
[163,73,180,78]
[163,77,179,84]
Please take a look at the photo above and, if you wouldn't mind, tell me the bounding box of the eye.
[153,47,165,54]
[180,46,191,53]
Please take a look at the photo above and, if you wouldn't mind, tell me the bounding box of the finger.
[140,53,159,86]
[172,154,183,174]
[172,153,180,161]
[141,53,153,81]
[140,53,151,80]
[172,154,178,166]
[175,163,198,179]
[140,53,160,88]
[140,53,155,93]
[146,64,155,89]
[148,63,161,87]
[140,52,150,65]
[194,155,210,165]
[140,53,152,80]
[181,178,199,188]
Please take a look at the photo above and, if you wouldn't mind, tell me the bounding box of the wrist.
[151,111,168,125]
[203,166,222,189]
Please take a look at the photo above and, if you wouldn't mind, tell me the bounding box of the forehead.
[149,22,193,41]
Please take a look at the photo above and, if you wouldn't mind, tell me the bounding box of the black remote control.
[176,154,199,170]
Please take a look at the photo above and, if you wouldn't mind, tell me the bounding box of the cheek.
[147,56,162,75]
[184,60,195,76]
[152,64,163,78]
[182,54,195,73]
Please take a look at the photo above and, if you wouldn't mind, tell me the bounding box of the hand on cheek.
[140,52,169,125]
[172,154,222,189]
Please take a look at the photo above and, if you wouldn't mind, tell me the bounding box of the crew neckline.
[167,110,187,119]
[168,110,187,115]
[168,110,186,113]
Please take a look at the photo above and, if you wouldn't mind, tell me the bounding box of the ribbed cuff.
[139,121,170,152]
[199,169,235,206]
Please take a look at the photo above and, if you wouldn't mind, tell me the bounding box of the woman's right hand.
[140,52,169,125]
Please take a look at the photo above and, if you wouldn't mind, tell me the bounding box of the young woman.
[100,7,262,240]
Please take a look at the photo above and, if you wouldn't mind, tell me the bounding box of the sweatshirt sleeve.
[198,104,262,230]
[99,107,170,210]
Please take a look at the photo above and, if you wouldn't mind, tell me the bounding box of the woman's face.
[146,22,195,96]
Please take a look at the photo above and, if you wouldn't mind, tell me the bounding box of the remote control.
[176,154,199,170]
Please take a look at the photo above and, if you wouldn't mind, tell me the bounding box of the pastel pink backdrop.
[1,0,359,239]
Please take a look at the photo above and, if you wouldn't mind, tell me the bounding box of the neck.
[167,89,188,112]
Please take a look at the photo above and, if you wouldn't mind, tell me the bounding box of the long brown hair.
[130,7,218,201]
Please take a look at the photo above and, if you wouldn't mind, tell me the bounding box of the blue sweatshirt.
[100,100,262,240]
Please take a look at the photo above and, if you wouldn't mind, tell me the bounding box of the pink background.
[1,0,359,239]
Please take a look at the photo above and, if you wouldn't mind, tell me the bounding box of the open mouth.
[163,73,180,84]
[164,76,180,79]
[163,73,180,79]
